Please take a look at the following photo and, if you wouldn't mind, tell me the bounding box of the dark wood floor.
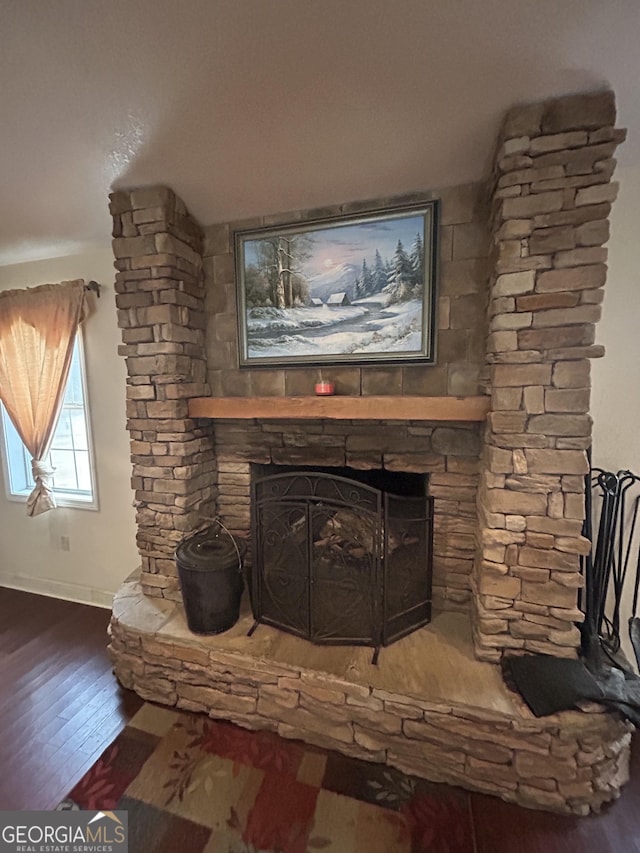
[0,586,638,851]
[0,587,142,810]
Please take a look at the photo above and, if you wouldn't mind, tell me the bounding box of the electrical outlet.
[60,535,70,551]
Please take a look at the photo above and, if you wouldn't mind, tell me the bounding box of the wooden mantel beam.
[187,395,490,421]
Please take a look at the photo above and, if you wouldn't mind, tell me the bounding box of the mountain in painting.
[307,262,359,303]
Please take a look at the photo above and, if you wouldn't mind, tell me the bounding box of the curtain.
[0,280,87,516]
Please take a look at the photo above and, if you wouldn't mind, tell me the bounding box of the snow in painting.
[239,209,432,362]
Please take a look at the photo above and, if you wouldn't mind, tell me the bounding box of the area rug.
[60,703,475,853]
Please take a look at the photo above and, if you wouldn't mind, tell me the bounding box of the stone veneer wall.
[212,419,481,612]
[202,184,489,397]
[473,91,626,660]
[110,187,216,600]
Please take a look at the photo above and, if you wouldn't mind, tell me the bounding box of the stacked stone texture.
[109,586,632,815]
[203,183,489,398]
[473,92,626,661]
[211,418,481,612]
[110,187,216,599]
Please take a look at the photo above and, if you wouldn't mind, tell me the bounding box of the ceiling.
[1,0,639,266]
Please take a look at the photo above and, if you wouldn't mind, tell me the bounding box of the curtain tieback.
[26,458,57,517]
[32,459,55,481]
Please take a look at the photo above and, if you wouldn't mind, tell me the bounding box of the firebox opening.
[251,463,428,497]
[248,463,433,662]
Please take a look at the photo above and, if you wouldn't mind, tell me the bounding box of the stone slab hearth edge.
[110,578,631,815]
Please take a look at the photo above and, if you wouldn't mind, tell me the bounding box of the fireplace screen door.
[250,470,433,658]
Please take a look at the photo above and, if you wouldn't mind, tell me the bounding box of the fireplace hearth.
[249,466,433,662]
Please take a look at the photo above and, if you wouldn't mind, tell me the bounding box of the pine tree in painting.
[355,258,374,299]
[371,249,388,295]
[384,239,414,303]
[410,232,424,293]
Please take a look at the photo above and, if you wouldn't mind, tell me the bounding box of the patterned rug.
[61,703,475,853]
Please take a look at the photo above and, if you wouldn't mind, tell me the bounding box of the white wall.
[592,164,640,668]
[592,164,640,473]
[0,249,138,606]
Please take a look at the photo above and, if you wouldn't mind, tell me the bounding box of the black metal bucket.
[175,524,244,635]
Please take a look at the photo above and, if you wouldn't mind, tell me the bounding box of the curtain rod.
[85,280,101,298]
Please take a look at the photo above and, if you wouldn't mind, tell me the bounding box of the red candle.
[314,380,335,396]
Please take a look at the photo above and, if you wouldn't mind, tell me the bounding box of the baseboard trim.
[0,573,115,609]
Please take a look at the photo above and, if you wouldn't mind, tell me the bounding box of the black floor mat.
[503,654,605,716]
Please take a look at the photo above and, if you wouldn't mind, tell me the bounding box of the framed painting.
[234,199,439,368]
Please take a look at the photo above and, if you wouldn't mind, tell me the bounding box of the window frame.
[0,331,99,511]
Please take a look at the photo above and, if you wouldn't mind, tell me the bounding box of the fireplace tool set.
[506,464,640,724]
[582,467,640,669]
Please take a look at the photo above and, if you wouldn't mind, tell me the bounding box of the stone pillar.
[474,91,626,660]
[110,186,216,599]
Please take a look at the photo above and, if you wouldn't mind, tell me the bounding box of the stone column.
[110,186,216,599]
[474,91,626,660]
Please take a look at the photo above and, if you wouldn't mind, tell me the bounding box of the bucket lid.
[176,528,241,571]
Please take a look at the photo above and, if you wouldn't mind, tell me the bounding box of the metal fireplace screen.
[250,468,433,659]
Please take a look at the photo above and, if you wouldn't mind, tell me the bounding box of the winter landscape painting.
[234,201,439,367]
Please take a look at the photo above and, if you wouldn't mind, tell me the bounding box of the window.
[0,334,98,509]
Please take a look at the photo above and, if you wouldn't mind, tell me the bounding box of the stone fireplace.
[108,90,633,813]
